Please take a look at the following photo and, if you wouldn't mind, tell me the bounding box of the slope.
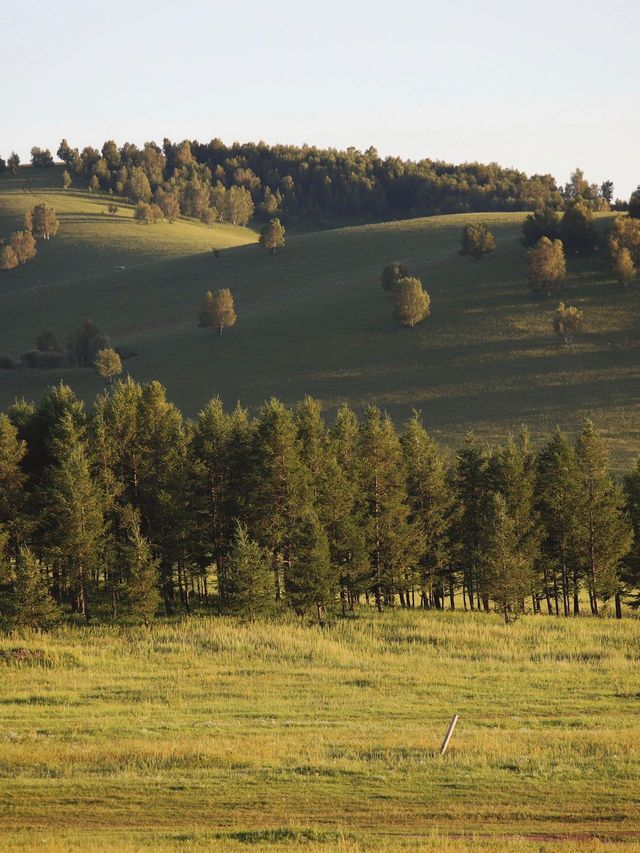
[1,169,639,467]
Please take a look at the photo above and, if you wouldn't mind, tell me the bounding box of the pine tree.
[225,522,276,618]
[487,432,541,613]
[295,398,367,613]
[536,430,584,615]
[136,382,189,613]
[249,399,314,604]
[43,413,105,620]
[0,414,27,551]
[358,407,422,610]
[189,398,238,604]
[400,413,452,608]
[480,493,531,623]
[120,519,161,625]
[622,458,640,609]
[574,420,632,616]
[0,547,61,630]
[450,434,489,610]
[286,511,333,624]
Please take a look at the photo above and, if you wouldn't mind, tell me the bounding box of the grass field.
[1,168,640,468]
[1,609,639,851]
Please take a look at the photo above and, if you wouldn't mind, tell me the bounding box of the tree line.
[3,141,622,229]
[1,381,638,629]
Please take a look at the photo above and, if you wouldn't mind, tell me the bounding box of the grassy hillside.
[1,610,639,851]
[2,168,640,467]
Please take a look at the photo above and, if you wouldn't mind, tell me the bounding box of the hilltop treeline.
[46,138,575,226]
[1,381,638,628]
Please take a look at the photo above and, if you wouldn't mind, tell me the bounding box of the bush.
[20,350,67,369]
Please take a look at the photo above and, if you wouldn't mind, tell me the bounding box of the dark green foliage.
[225,522,276,618]
[628,186,640,219]
[521,206,560,247]
[0,379,637,626]
[36,331,62,353]
[20,350,67,370]
[460,223,496,259]
[560,201,597,254]
[52,137,563,229]
[401,413,452,608]
[67,320,110,368]
[0,547,62,630]
[380,261,409,291]
[30,147,54,168]
[574,420,631,614]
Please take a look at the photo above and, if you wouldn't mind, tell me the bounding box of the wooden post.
[440,714,459,755]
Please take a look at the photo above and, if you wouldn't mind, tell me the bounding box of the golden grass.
[1,610,639,850]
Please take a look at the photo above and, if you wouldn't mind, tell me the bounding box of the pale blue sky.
[3,0,638,197]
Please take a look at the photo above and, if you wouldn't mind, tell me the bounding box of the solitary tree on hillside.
[381,261,409,291]
[553,302,582,345]
[611,246,636,287]
[460,223,496,260]
[9,231,37,265]
[29,205,60,240]
[0,245,18,271]
[527,237,566,295]
[392,277,431,327]
[259,218,286,254]
[94,348,123,382]
[199,289,237,336]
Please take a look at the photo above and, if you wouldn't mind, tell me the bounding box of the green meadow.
[1,610,639,851]
[1,168,640,467]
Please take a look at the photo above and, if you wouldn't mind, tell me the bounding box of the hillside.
[1,169,640,466]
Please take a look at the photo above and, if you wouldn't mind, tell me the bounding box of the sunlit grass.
[1,609,639,849]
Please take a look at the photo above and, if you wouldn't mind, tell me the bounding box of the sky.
[3,0,639,198]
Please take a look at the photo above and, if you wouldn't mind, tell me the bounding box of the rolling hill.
[1,167,639,467]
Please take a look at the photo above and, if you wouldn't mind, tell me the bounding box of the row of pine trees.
[1,379,638,628]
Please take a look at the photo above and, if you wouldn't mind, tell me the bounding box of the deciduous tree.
[527,237,566,295]
[553,302,582,344]
[259,218,285,254]
[392,276,430,327]
[94,348,123,382]
[460,223,496,259]
[198,289,237,336]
